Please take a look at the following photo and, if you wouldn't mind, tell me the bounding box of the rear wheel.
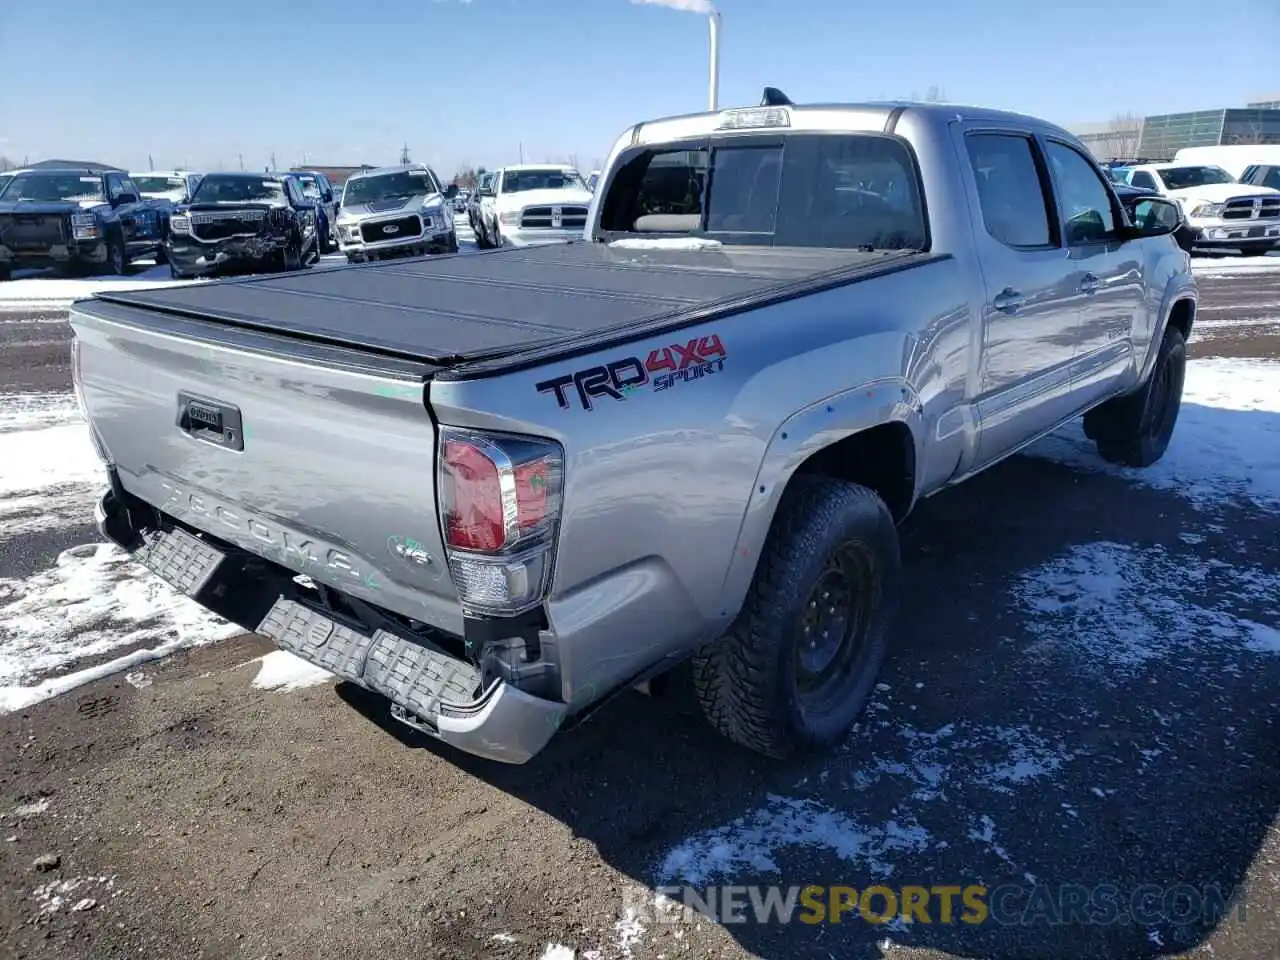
[1083,324,1187,467]
[693,477,901,759]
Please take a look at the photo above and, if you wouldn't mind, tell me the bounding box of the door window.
[964,134,1055,248]
[1044,140,1117,244]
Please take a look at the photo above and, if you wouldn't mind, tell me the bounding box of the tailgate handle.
[176,392,244,452]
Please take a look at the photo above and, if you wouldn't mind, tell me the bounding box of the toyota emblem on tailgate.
[382,223,400,234]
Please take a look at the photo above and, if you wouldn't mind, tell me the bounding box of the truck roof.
[629,98,1079,147]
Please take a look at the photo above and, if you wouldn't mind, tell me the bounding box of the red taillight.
[441,440,506,551]
[438,429,565,616]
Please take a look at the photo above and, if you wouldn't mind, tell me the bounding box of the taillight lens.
[438,428,564,616]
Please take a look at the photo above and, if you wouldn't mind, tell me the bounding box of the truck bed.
[91,241,921,365]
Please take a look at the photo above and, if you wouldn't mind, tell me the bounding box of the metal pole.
[708,12,721,111]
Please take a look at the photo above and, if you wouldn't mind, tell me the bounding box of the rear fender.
[715,378,923,620]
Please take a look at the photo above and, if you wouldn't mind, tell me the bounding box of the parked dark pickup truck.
[164,172,320,279]
[71,94,1195,765]
[0,168,169,280]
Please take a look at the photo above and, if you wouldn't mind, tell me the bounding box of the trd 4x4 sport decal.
[536,335,727,411]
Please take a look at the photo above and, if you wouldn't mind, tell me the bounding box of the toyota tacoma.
[70,92,1196,764]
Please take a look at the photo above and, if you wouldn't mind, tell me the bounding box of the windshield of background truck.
[343,170,440,206]
[597,133,926,250]
[190,176,285,204]
[1158,165,1235,190]
[133,175,187,195]
[500,169,586,193]
[0,172,105,203]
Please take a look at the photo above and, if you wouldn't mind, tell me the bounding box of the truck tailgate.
[70,299,465,636]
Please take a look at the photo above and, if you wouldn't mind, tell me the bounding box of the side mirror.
[444,184,458,199]
[1121,196,1183,240]
[116,193,139,205]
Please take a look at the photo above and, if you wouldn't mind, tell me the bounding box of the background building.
[1071,97,1280,162]
[1139,107,1280,158]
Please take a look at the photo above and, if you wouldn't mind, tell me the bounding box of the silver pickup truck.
[70,92,1196,765]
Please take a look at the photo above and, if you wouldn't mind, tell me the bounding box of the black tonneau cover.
[90,241,917,364]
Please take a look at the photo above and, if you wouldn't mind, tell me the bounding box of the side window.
[964,133,1054,248]
[120,178,139,199]
[1255,166,1280,190]
[1129,170,1158,190]
[1044,141,1116,244]
[105,174,125,200]
[599,148,709,232]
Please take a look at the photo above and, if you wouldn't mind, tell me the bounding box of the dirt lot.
[1,266,1279,960]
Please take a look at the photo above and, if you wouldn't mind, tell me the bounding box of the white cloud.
[631,0,716,14]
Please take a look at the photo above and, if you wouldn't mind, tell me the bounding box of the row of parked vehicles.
[1102,145,1280,256]
[0,164,464,281]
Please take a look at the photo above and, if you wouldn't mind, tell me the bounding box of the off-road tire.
[1083,324,1186,468]
[692,476,901,759]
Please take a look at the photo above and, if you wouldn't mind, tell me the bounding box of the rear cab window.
[596,133,928,251]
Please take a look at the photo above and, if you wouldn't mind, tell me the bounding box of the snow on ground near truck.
[1025,357,1280,509]
[0,262,195,312]
[0,543,241,713]
[251,650,333,692]
[1190,250,1280,277]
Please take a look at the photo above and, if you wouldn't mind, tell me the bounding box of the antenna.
[400,143,411,164]
[761,87,793,107]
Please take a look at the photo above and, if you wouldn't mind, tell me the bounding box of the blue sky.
[2,0,1276,176]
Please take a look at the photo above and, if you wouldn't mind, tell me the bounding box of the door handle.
[1079,273,1101,295]
[992,288,1026,315]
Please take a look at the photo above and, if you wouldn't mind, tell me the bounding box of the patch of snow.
[1190,252,1280,276]
[0,421,104,499]
[849,721,1073,802]
[0,266,199,311]
[0,543,241,713]
[251,650,333,692]
[614,908,645,957]
[1014,541,1280,676]
[124,671,153,690]
[967,815,1018,872]
[11,797,50,817]
[0,392,81,434]
[608,237,723,251]
[32,875,114,918]
[540,946,576,960]
[489,932,517,943]
[1026,358,1280,509]
[657,794,931,885]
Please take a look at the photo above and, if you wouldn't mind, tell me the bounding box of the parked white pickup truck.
[1122,162,1280,255]
[475,164,593,249]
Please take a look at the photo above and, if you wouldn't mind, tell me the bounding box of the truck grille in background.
[360,215,423,243]
[191,210,267,241]
[1222,196,1280,220]
[0,214,67,249]
[520,206,589,229]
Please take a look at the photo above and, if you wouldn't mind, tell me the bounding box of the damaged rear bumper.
[94,485,567,764]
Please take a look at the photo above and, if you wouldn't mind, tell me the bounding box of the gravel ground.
[0,246,1278,960]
